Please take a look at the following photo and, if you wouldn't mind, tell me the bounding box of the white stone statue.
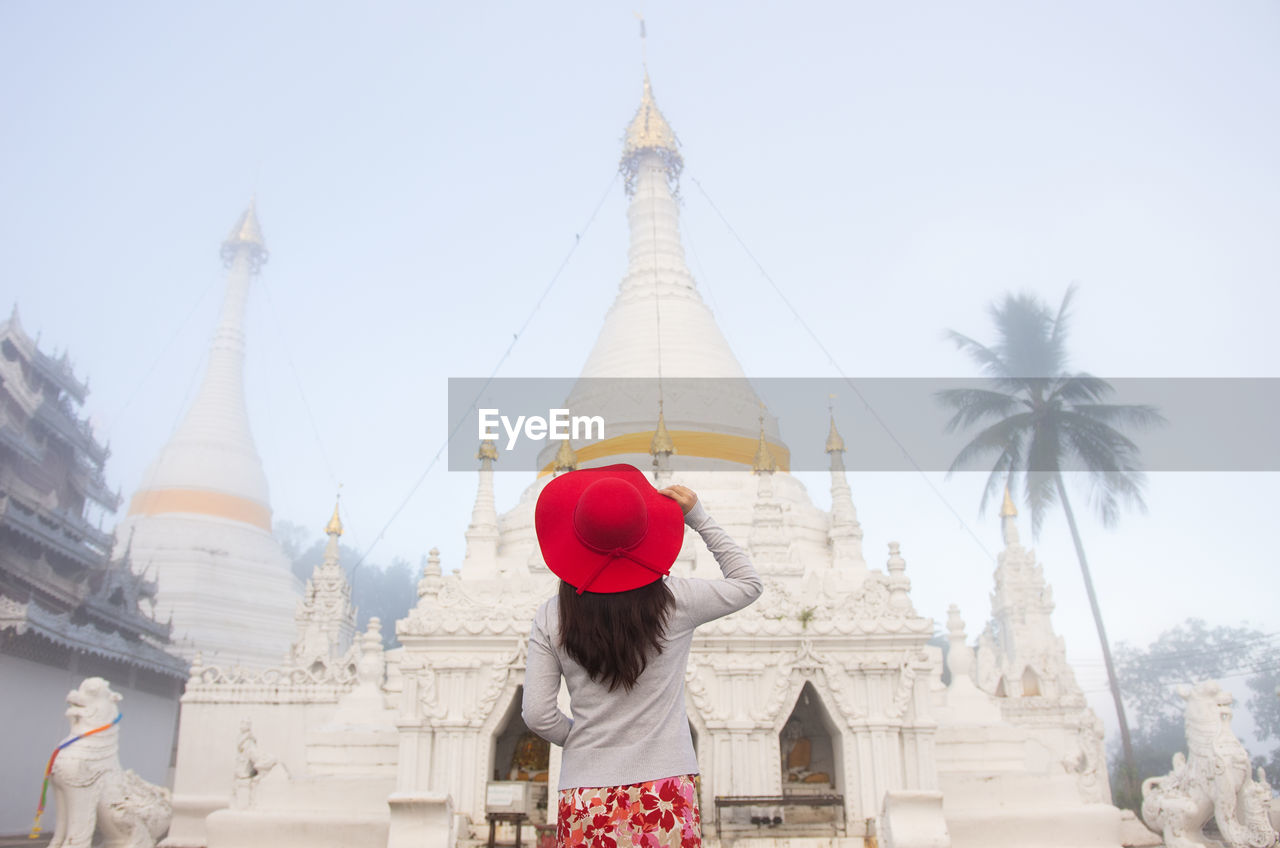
[46,677,172,848]
[232,719,282,809]
[1140,680,1278,848]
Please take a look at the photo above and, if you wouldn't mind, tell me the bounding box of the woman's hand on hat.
[658,484,698,515]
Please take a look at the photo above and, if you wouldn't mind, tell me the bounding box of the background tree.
[937,285,1163,805]
[1111,619,1280,808]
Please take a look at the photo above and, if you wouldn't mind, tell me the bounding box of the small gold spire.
[752,411,776,474]
[226,197,266,248]
[553,439,579,472]
[221,196,269,269]
[649,403,675,457]
[1000,486,1017,517]
[825,404,846,454]
[477,439,499,462]
[325,498,343,537]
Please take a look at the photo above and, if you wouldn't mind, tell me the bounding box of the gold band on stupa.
[537,429,790,477]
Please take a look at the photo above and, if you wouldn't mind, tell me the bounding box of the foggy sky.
[3,1,1278,739]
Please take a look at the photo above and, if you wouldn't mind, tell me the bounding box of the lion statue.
[1141,680,1277,848]
[46,677,172,848]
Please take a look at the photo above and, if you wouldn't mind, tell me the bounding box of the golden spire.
[325,498,343,537]
[649,402,675,457]
[220,196,269,270]
[477,439,499,462]
[620,72,683,193]
[1000,486,1018,517]
[624,74,679,158]
[553,439,579,473]
[825,405,846,454]
[752,411,776,474]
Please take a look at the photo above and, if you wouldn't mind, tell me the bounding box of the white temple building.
[114,203,300,668]
[156,75,1157,848]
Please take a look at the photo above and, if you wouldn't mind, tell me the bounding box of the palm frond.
[979,456,1016,516]
[991,292,1061,377]
[945,330,1010,378]
[1070,401,1166,430]
[1059,411,1144,472]
[1050,284,1079,352]
[945,412,1034,475]
[935,387,1024,433]
[1058,412,1151,525]
[1050,373,1114,405]
[1087,469,1149,528]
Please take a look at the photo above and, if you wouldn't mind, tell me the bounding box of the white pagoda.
[159,76,1153,848]
[114,202,300,668]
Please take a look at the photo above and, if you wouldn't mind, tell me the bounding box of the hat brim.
[535,464,684,593]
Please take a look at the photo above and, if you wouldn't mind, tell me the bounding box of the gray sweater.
[522,500,763,790]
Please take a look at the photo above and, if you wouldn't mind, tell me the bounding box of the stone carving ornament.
[232,719,281,809]
[45,678,172,848]
[1140,681,1277,848]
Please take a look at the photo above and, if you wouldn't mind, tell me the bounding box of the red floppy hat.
[535,463,684,594]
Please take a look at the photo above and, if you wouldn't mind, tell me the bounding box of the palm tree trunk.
[1053,472,1137,806]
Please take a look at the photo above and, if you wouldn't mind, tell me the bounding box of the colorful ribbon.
[29,712,123,839]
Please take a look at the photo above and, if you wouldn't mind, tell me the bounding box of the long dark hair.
[558,578,674,692]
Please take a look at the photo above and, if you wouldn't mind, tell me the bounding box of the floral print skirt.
[557,774,701,848]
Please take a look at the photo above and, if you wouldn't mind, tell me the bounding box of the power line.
[688,174,996,562]
[345,173,620,577]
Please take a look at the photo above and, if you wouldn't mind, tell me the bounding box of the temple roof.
[0,595,187,679]
[1,306,89,403]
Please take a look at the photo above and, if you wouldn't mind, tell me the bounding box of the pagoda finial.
[635,12,648,71]
[825,397,846,454]
[649,400,675,458]
[1000,486,1017,517]
[325,493,343,537]
[553,439,579,473]
[1000,485,1021,546]
[477,439,499,463]
[620,70,683,194]
[221,196,269,271]
[752,409,776,474]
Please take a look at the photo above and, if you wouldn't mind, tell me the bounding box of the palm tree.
[937,284,1163,806]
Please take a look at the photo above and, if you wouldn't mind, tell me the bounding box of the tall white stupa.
[115,201,300,667]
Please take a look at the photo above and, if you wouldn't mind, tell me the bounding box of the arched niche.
[1021,666,1042,697]
[490,685,550,785]
[779,681,841,794]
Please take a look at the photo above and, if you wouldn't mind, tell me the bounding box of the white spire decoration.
[290,499,357,673]
[975,494,1082,701]
[826,405,866,574]
[462,441,500,579]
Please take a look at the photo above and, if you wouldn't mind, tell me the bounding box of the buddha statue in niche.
[509,730,550,783]
[781,719,833,787]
